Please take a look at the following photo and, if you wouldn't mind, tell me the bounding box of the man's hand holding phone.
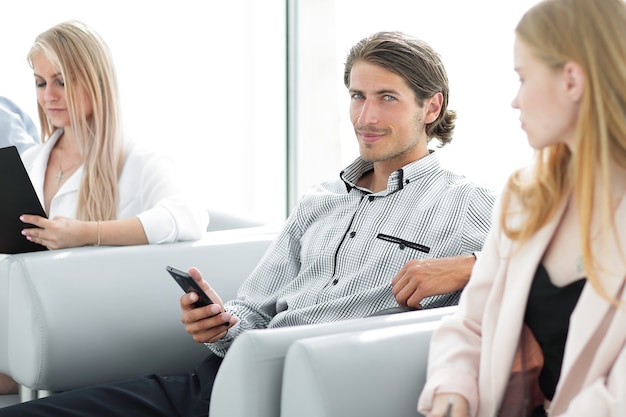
[168,266,238,344]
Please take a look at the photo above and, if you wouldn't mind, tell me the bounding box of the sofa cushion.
[7,227,276,391]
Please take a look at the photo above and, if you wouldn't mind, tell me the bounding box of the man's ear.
[424,92,443,124]
[563,61,585,103]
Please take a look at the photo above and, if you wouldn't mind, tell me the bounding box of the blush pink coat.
[418,194,626,417]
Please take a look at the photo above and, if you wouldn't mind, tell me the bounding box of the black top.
[524,263,585,400]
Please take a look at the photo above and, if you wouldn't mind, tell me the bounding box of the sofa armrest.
[206,209,266,232]
[0,255,12,374]
[7,227,277,391]
[209,306,456,417]
[280,321,441,417]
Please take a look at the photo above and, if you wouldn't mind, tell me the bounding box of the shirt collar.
[339,150,441,195]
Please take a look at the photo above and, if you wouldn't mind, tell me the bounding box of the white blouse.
[21,130,209,244]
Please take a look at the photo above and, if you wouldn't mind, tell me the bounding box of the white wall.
[295,0,541,196]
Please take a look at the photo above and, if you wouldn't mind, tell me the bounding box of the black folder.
[0,146,48,254]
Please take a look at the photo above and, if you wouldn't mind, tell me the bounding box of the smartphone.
[166,265,214,308]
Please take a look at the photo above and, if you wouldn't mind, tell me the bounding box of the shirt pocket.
[375,233,430,254]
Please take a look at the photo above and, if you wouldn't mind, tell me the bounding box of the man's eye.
[383,95,396,101]
[351,93,364,99]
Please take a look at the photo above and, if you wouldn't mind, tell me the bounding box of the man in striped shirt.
[0,31,496,417]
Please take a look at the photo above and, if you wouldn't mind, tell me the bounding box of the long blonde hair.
[28,20,124,221]
[503,0,626,300]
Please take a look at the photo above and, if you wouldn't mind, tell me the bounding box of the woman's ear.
[563,61,585,103]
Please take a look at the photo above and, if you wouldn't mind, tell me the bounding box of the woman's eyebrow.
[33,72,63,79]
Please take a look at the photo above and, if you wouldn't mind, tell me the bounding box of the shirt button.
[368,195,375,202]
[332,279,339,285]
[349,231,356,238]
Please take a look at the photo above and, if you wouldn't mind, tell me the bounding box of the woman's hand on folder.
[20,214,91,250]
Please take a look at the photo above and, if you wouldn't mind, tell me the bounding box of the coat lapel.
[487,201,569,410]
[552,197,626,411]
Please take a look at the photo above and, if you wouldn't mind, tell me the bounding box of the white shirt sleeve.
[114,144,209,243]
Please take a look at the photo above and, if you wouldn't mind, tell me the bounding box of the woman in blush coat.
[418,0,626,416]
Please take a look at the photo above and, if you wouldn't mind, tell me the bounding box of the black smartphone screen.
[166,265,214,308]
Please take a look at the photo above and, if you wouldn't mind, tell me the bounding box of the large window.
[3,1,542,225]
[1,0,286,224]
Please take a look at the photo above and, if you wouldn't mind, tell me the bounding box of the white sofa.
[280,320,442,417]
[3,208,457,415]
[0,255,13,375]
[0,209,265,378]
[2,210,276,402]
[209,306,456,417]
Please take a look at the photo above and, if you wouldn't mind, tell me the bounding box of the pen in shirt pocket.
[376,233,430,253]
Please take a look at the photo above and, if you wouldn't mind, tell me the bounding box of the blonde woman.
[418,0,626,416]
[0,20,208,394]
[19,20,208,248]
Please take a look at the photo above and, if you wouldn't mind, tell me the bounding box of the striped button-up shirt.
[208,152,496,356]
